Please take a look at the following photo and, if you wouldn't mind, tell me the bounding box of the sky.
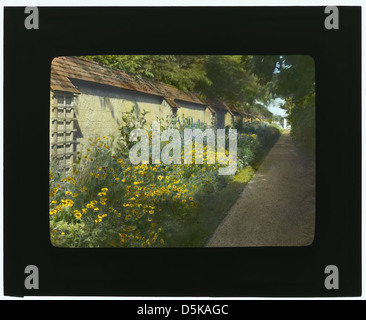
[256,98,287,117]
[265,98,287,117]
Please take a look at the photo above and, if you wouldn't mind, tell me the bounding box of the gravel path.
[206,132,315,247]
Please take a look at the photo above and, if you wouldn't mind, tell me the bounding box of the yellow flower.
[94,207,100,211]
[101,188,108,192]
[51,200,57,204]
[158,176,163,180]
[74,212,82,219]
[72,193,79,198]
[82,208,87,214]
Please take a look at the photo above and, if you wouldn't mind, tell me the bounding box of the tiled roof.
[51,56,207,108]
[204,98,230,112]
[227,104,249,117]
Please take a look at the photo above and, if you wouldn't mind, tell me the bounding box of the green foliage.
[288,93,315,157]
[251,55,315,157]
[82,55,209,92]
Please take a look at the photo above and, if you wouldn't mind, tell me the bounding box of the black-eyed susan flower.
[74,212,82,219]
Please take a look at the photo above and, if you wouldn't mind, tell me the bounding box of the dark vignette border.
[3,6,361,297]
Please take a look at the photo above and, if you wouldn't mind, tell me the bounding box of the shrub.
[289,94,315,159]
[49,109,281,247]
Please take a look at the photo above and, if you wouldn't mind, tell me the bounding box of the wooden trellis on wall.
[50,93,79,176]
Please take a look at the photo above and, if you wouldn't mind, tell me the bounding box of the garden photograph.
[49,55,315,248]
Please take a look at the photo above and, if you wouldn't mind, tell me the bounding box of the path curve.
[206,132,315,247]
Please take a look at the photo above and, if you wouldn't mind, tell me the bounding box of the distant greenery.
[251,55,315,158]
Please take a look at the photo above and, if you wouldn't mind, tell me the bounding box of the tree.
[250,55,315,157]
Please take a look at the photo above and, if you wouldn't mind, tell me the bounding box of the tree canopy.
[251,55,315,156]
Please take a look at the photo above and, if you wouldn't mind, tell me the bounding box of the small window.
[56,96,64,105]
[56,95,73,106]
[65,96,72,106]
